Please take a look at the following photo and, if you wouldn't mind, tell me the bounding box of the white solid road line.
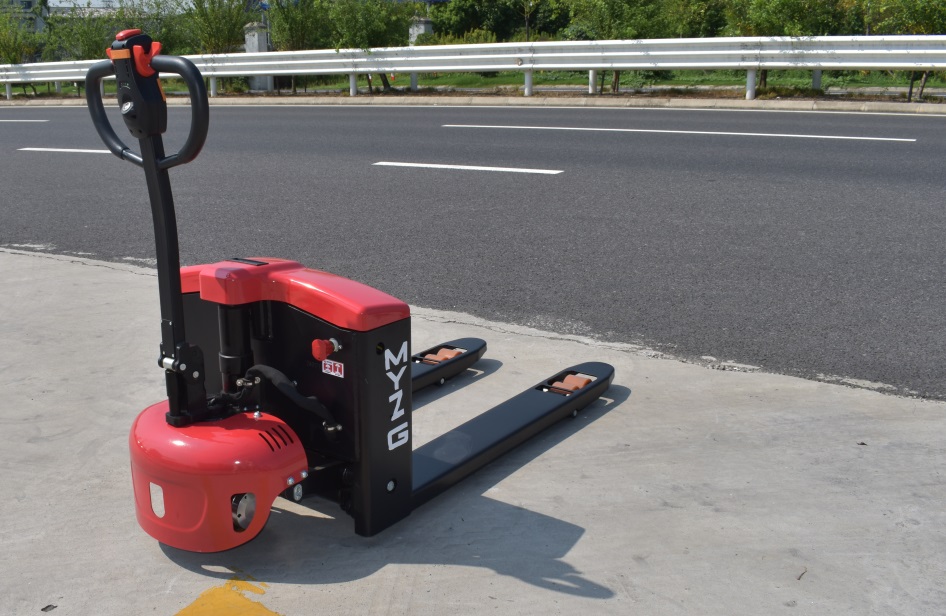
[18,147,111,153]
[0,120,49,122]
[373,161,563,174]
[443,124,917,143]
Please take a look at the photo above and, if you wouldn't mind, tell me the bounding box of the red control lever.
[133,42,162,77]
[104,29,162,78]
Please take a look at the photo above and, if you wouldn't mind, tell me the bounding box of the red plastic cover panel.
[180,258,409,331]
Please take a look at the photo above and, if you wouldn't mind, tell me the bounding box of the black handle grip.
[85,54,209,170]
[150,55,209,169]
[86,59,142,165]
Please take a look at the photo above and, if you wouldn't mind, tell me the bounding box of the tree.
[428,0,519,41]
[42,2,119,62]
[723,0,846,88]
[657,0,726,38]
[515,0,539,40]
[875,0,946,99]
[876,0,946,35]
[269,0,331,52]
[189,0,257,54]
[835,0,876,35]
[722,0,844,37]
[529,0,572,39]
[113,0,197,55]
[40,0,194,63]
[0,6,40,64]
[563,0,662,40]
[563,0,661,92]
[0,6,41,94]
[268,0,332,92]
[328,0,417,91]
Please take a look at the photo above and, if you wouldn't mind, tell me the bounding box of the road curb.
[2,94,945,114]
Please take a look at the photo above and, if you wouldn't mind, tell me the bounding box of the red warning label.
[322,359,344,378]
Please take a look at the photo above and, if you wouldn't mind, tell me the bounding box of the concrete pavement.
[1,247,944,615]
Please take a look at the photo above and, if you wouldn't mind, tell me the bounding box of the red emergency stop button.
[312,339,341,362]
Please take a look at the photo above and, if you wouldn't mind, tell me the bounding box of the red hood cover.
[180,258,409,331]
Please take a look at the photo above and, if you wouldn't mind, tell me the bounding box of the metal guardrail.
[3,35,946,100]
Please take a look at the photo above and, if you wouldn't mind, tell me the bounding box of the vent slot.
[272,424,294,445]
[270,427,289,447]
[257,427,294,452]
[258,432,276,451]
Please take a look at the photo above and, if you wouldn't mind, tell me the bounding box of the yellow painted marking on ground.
[176,576,282,616]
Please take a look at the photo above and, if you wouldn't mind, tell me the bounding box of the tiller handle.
[86,30,211,426]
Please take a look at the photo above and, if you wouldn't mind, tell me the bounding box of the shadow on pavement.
[412,358,504,410]
[161,385,632,599]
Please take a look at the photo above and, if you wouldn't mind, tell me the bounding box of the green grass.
[329,69,945,94]
[650,69,945,91]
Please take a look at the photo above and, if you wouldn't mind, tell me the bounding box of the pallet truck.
[86,30,615,553]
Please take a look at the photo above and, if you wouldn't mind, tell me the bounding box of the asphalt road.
[2,103,945,398]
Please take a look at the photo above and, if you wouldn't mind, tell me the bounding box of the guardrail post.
[812,69,822,90]
[4,84,11,100]
[524,70,533,97]
[55,81,62,94]
[349,74,357,96]
[209,76,218,97]
[746,69,757,100]
[588,70,597,94]
[410,72,418,92]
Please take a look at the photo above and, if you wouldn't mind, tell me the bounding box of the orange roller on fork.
[85,30,615,553]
